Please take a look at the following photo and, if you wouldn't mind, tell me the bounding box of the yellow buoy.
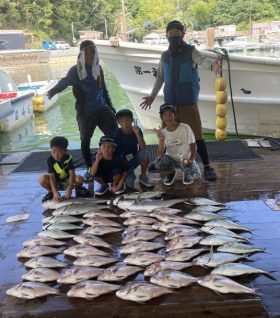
[216,116,227,129]
[216,91,228,104]
[32,96,45,112]
[215,77,227,91]
[215,128,227,140]
[216,103,227,117]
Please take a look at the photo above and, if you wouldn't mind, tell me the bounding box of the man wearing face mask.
[47,40,118,181]
[141,20,221,182]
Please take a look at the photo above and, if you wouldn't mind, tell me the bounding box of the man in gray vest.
[141,20,220,181]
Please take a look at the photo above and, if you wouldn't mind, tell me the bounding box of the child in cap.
[90,136,128,195]
[114,109,154,189]
[39,136,90,202]
[154,104,201,186]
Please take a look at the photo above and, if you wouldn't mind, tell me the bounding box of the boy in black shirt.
[90,136,128,195]
[39,136,89,202]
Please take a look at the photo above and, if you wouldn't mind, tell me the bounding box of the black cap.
[99,136,117,147]
[159,104,176,115]
[80,40,95,51]
[166,20,185,33]
[115,109,133,121]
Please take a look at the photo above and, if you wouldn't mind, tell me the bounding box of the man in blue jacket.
[47,40,118,180]
[141,20,220,181]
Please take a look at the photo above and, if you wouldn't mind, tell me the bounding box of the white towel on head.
[77,48,101,81]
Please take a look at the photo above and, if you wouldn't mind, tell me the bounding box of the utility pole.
[71,22,76,45]
[104,18,108,39]
[121,0,127,34]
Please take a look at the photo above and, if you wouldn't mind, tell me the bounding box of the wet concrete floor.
[0,147,280,318]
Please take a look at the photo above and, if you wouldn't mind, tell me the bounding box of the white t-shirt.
[163,123,195,160]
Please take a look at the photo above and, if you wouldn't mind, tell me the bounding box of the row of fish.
[7,194,270,301]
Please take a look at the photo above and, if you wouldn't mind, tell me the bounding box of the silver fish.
[24,256,68,269]
[201,226,247,240]
[38,229,74,239]
[123,252,165,266]
[67,280,120,299]
[165,248,209,262]
[123,216,157,226]
[165,227,201,240]
[199,235,247,246]
[43,222,82,231]
[73,255,119,267]
[120,241,165,254]
[124,224,155,234]
[122,230,161,244]
[185,197,225,206]
[116,282,173,302]
[122,191,163,200]
[144,261,192,277]
[192,252,247,268]
[198,274,256,294]
[23,236,65,247]
[82,225,122,236]
[73,233,113,249]
[52,204,95,216]
[152,222,196,233]
[191,205,227,213]
[7,282,59,299]
[58,267,104,284]
[184,211,227,222]
[83,216,121,228]
[22,268,60,282]
[43,215,83,224]
[43,197,107,210]
[83,209,118,218]
[151,207,182,215]
[211,263,275,279]
[150,269,198,288]
[63,244,109,258]
[17,246,61,258]
[217,242,264,254]
[120,211,150,218]
[166,236,202,251]
[150,213,199,225]
[117,199,185,212]
[204,220,251,232]
[97,264,143,281]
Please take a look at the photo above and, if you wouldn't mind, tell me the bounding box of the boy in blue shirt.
[39,136,90,202]
[114,109,154,189]
[90,136,128,195]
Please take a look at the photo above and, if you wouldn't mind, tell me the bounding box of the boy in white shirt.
[154,104,201,185]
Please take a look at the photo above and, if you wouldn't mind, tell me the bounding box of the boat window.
[0,70,17,93]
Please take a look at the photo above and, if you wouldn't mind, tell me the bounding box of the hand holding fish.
[53,191,61,202]
[65,188,72,199]
[211,58,222,75]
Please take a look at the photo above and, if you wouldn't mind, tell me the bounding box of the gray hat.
[159,104,176,115]
[99,136,117,147]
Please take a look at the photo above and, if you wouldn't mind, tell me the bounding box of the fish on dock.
[57,266,104,284]
[122,229,162,244]
[38,229,75,239]
[123,252,165,266]
[165,247,209,262]
[185,198,225,206]
[120,241,165,254]
[82,225,122,236]
[217,242,265,254]
[123,216,157,226]
[184,211,227,222]
[150,269,198,288]
[83,209,118,218]
[67,280,120,299]
[42,222,82,231]
[23,236,65,247]
[73,233,113,249]
[165,227,201,240]
[97,264,143,281]
[192,252,248,268]
[24,256,68,269]
[7,282,59,299]
[144,261,192,277]
[63,244,109,258]
[43,215,83,224]
[198,274,256,294]
[73,255,119,267]
[200,226,247,240]
[166,236,202,251]
[116,281,173,302]
[199,235,247,246]
[22,268,60,282]
[204,220,251,232]
[83,216,121,228]
[17,245,61,258]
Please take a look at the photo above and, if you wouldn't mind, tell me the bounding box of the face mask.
[168,36,184,52]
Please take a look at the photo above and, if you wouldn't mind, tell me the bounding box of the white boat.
[17,79,58,112]
[0,69,34,132]
[95,40,280,137]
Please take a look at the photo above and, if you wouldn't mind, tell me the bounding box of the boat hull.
[0,93,34,132]
[96,41,280,137]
